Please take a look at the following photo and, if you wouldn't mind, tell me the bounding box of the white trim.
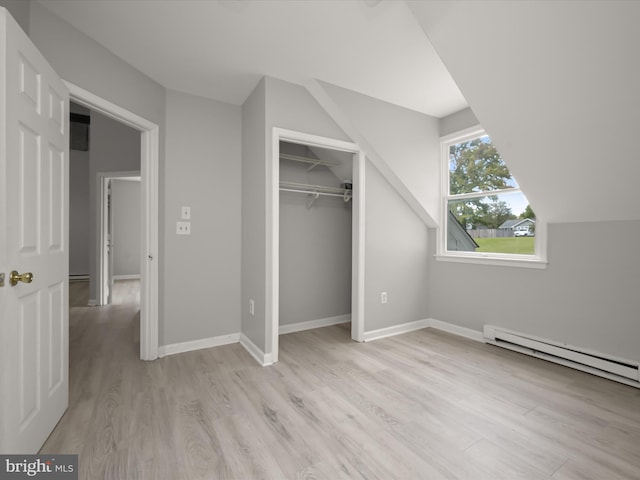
[66,81,160,361]
[352,150,366,342]
[269,128,366,364]
[435,253,548,269]
[363,319,431,342]
[427,318,484,342]
[158,333,241,358]
[240,334,274,366]
[113,274,140,281]
[279,314,351,335]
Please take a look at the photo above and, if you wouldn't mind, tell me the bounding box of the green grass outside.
[474,237,535,255]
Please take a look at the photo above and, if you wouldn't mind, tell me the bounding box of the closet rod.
[279,188,347,198]
[279,153,339,168]
[279,180,348,195]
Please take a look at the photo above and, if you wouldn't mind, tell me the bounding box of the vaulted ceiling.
[37,0,467,118]
[37,0,640,225]
[409,0,640,223]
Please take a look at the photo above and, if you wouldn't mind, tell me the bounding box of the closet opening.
[269,128,365,363]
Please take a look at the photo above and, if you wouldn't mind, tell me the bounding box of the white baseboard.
[113,274,140,280]
[362,318,483,343]
[158,333,240,358]
[279,314,351,335]
[363,319,430,342]
[240,333,274,366]
[427,318,484,342]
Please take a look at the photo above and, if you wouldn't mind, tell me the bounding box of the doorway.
[269,128,365,364]
[67,81,159,361]
[98,173,141,306]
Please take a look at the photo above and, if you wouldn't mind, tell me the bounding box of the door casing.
[269,127,366,364]
[66,82,160,361]
[97,172,141,306]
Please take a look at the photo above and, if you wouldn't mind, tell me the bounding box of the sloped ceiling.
[409,0,640,223]
[37,0,467,118]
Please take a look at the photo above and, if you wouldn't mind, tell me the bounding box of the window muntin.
[442,129,540,260]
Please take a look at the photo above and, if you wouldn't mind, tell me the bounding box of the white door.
[0,8,69,453]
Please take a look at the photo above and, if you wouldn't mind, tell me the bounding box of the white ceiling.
[36,0,467,118]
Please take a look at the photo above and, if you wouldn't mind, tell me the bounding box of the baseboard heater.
[484,325,640,388]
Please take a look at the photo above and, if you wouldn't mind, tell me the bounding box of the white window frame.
[437,126,547,269]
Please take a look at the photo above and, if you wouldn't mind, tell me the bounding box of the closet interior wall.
[278,141,353,330]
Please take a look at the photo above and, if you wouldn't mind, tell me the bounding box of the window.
[439,127,546,268]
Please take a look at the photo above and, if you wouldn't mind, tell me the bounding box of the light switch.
[181,206,191,220]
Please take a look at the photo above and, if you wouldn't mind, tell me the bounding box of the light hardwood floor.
[41,280,640,479]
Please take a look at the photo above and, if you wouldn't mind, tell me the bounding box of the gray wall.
[308,82,437,330]
[0,0,29,34]
[279,154,352,326]
[69,148,90,276]
[111,179,141,278]
[439,107,478,137]
[241,77,353,353]
[428,221,640,363]
[241,78,267,351]
[88,112,140,300]
[365,161,430,331]
[436,108,640,363]
[164,90,241,345]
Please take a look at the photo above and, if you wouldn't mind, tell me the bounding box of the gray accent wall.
[111,179,141,278]
[163,90,241,345]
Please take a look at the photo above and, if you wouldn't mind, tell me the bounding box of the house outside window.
[438,127,547,268]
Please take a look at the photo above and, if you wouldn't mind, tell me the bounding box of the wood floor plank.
[39,280,640,479]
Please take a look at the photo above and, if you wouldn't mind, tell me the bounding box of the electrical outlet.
[181,206,191,220]
[176,221,191,235]
[381,292,388,304]
[249,299,255,316]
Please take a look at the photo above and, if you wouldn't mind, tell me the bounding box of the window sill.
[435,253,548,269]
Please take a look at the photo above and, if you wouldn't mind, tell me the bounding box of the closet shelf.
[279,153,338,172]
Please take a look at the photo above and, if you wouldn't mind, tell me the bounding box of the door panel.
[49,146,64,251]
[18,124,41,254]
[19,291,41,427]
[0,8,69,453]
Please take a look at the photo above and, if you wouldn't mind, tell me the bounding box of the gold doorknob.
[9,270,33,286]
